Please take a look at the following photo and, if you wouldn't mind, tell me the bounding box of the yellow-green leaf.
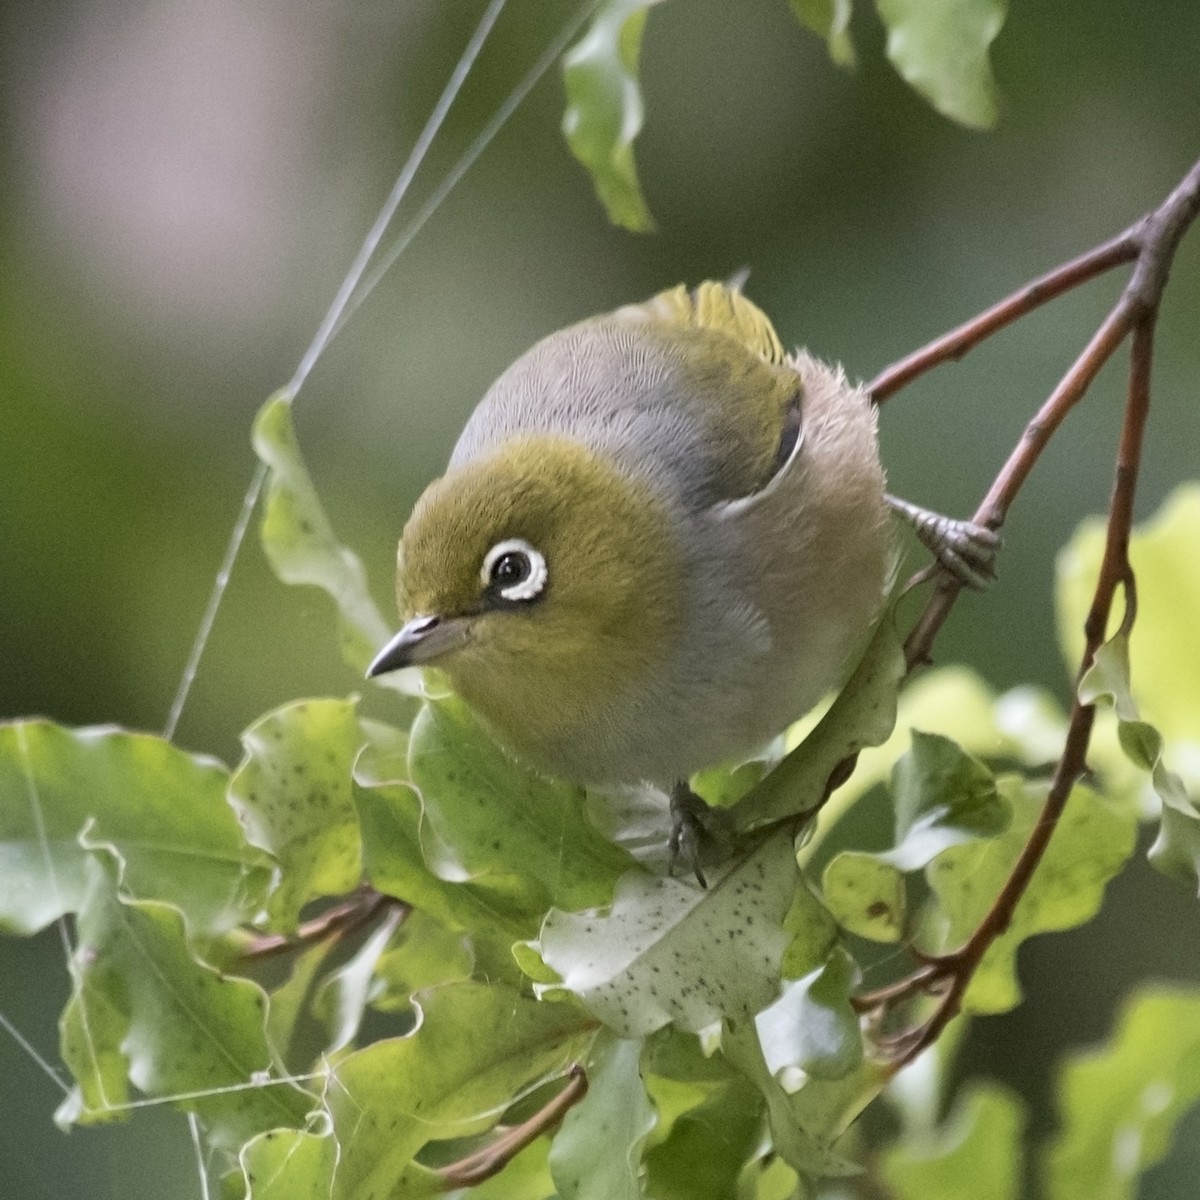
[790,0,856,67]
[882,1083,1024,1200]
[875,0,1005,128]
[1057,484,1200,784]
[1044,987,1200,1200]
[252,390,420,695]
[562,0,662,232]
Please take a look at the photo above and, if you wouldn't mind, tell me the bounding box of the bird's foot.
[668,781,734,888]
[886,494,1001,592]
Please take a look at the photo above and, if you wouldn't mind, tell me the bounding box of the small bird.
[368,282,995,801]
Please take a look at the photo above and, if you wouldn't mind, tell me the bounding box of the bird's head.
[369,433,683,774]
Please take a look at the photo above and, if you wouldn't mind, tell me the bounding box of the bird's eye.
[481,538,547,603]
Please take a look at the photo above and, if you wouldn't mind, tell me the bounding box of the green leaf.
[549,1031,656,1200]
[927,776,1136,1013]
[803,666,1065,863]
[1057,485,1200,784]
[644,1075,765,1200]
[734,614,904,833]
[0,719,268,936]
[821,733,1007,943]
[263,936,340,1071]
[1044,987,1200,1200]
[887,731,1009,870]
[324,981,595,1199]
[755,946,862,1081]
[228,698,365,930]
[58,855,312,1149]
[372,908,474,1012]
[406,697,635,911]
[562,0,661,232]
[354,758,534,984]
[312,905,405,1053]
[1078,632,1200,892]
[875,0,1005,128]
[822,851,905,942]
[881,1083,1024,1200]
[539,830,797,1037]
[720,1017,876,1177]
[781,880,839,977]
[252,390,419,693]
[241,1128,337,1200]
[790,0,856,67]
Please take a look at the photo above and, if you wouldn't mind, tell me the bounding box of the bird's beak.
[366,614,469,677]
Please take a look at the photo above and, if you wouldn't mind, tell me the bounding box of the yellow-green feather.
[615,280,788,366]
[607,282,800,504]
[398,435,683,776]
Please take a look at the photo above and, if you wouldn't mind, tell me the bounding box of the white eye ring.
[480,538,547,603]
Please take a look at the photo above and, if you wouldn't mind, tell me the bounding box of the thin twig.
[867,230,1139,403]
[436,1065,588,1189]
[858,155,1200,1065]
[234,886,405,962]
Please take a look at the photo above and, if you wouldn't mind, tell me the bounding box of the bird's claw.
[668,783,733,888]
[886,494,1002,592]
[925,516,1001,591]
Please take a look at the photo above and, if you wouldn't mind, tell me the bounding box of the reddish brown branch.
[235,885,406,962]
[867,232,1139,402]
[436,1065,588,1190]
[854,155,1200,1065]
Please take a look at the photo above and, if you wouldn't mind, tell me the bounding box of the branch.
[902,154,1199,667]
[234,885,406,962]
[436,1065,588,1190]
[855,155,1200,1064]
[867,231,1139,402]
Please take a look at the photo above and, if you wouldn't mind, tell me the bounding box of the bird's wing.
[451,282,803,512]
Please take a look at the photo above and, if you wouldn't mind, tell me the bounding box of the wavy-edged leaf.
[0,719,268,936]
[562,0,661,232]
[1057,484,1200,787]
[721,1018,879,1178]
[312,904,405,1053]
[354,759,534,984]
[887,732,1008,868]
[1079,632,1200,892]
[241,1127,337,1200]
[756,946,861,1081]
[252,390,420,694]
[790,0,856,67]
[1044,987,1200,1200]
[549,1031,656,1200]
[875,0,1005,128]
[406,697,635,911]
[927,776,1136,1013]
[324,981,595,1199]
[822,851,905,942]
[228,698,365,930]
[372,908,473,1013]
[822,733,1007,942]
[881,1083,1024,1200]
[644,1074,765,1200]
[734,615,904,833]
[539,830,797,1037]
[803,665,1067,862]
[58,855,312,1148]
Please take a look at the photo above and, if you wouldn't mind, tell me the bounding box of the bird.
[367,281,996,811]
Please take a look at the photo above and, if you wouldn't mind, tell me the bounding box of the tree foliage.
[4,5,1200,1198]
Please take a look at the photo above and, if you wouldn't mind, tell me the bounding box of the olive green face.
[393,434,684,760]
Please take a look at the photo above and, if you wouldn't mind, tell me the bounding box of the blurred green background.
[1,1,1198,1195]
